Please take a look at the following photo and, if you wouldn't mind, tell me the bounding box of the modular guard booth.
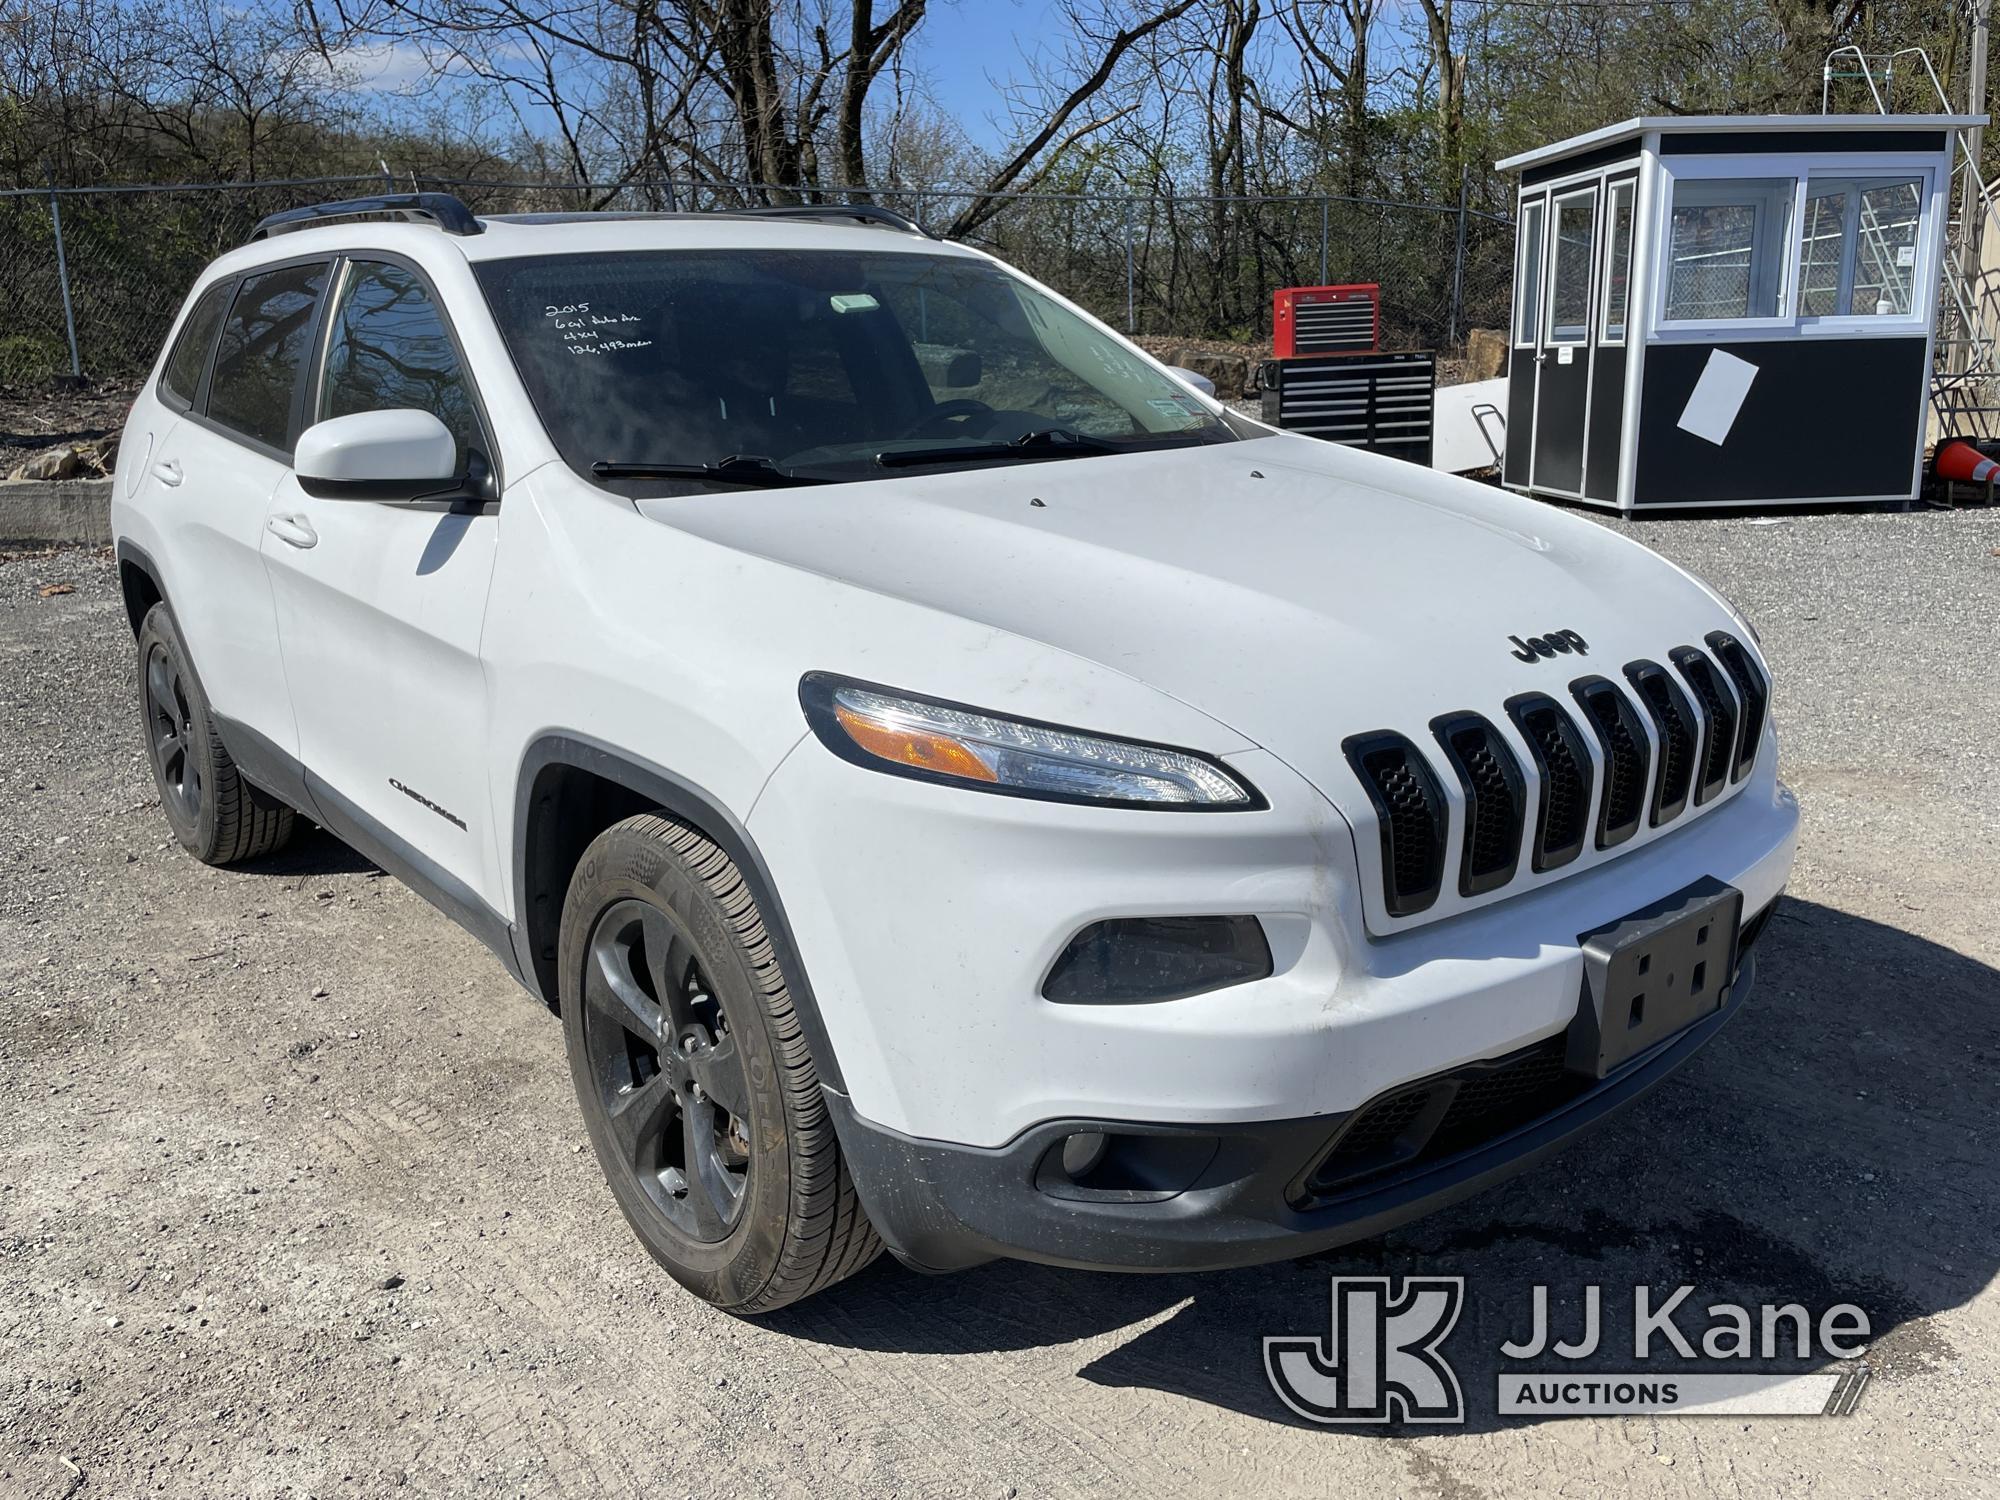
[1496,114,1980,510]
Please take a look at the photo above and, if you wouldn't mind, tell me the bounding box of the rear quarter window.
[207,261,329,451]
[159,280,234,410]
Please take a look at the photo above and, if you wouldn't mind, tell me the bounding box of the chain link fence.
[0,174,1513,388]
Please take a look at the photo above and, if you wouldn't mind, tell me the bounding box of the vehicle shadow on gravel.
[241,821,382,879]
[773,898,1999,1433]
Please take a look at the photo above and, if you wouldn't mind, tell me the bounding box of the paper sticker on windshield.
[545,301,654,356]
[829,293,879,313]
[1147,396,1204,420]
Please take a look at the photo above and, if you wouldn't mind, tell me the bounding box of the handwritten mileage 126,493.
[546,303,655,356]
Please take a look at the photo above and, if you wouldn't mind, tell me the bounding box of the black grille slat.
[1343,731,1447,917]
[1570,676,1650,848]
[1505,693,1595,872]
[1670,647,1739,806]
[1625,661,1698,826]
[1430,712,1526,896]
[1705,631,1767,782]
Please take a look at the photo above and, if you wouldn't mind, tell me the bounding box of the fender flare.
[115,537,169,636]
[512,732,847,1093]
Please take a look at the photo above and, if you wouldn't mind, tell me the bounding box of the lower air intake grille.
[1705,631,1767,782]
[1506,693,1594,872]
[1571,676,1650,848]
[1431,713,1525,896]
[1343,731,1447,917]
[1670,646,1739,806]
[1297,1036,1587,1202]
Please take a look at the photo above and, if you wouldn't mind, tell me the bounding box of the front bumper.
[749,729,1797,1148]
[832,950,1760,1273]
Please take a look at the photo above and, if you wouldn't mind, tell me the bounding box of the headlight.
[799,674,1261,809]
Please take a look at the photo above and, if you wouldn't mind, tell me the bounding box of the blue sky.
[916,1,1048,147]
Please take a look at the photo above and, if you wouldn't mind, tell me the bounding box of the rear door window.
[160,280,233,410]
[207,262,329,451]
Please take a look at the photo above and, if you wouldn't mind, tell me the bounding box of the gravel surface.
[2,505,1998,1499]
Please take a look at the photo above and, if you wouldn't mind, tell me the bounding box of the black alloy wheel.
[580,897,753,1243]
[144,639,203,827]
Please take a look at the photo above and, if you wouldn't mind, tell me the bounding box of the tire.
[559,813,882,1313]
[136,603,295,865]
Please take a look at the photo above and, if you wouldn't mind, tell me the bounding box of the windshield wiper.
[873,426,1131,470]
[590,454,825,487]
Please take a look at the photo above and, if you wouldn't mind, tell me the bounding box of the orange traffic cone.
[1934,436,1999,484]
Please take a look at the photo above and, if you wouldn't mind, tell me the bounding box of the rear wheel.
[559,813,881,1313]
[136,603,294,865]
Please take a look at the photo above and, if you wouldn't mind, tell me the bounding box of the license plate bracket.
[1567,877,1743,1079]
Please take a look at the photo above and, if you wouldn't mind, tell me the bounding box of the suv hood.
[638,435,1737,783]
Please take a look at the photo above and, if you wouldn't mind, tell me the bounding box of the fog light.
[1041,915,1272,1003]
[1033,1129,1222,1202]
[1060,1130,1111,1180]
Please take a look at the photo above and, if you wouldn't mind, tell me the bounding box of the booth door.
[1528,183,1600,497]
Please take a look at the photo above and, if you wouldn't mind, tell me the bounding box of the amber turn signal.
[833,702,999,782]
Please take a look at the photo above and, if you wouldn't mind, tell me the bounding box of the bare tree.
[944,0,1198,237]
[318,0,932,199]
[1412,0,1467,184]
[837,0,928,194]
[1272,0,1379,198]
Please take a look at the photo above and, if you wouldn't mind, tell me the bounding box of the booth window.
[1664,177,1796,323]
[1514,199,1546,346]
[1601,180,1635,342]
[1547,189,1597,343]
[1799,177,1923,318]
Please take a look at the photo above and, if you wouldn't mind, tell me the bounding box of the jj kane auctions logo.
[1265,1277,1873,1423]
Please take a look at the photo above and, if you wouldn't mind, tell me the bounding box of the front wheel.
[558,813,881,1312]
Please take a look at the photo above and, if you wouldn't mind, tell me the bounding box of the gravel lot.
[2,504,1998,1499]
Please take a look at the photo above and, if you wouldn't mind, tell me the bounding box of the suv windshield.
[474,247,1235,489]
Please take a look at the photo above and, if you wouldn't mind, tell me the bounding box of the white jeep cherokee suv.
[112,192,1798,1313]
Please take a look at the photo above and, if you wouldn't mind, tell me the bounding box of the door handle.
[266,514,318,549]
[152,459,183,487]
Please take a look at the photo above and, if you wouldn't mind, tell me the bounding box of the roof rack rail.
[248,192,483,242]
[733,203,936,238]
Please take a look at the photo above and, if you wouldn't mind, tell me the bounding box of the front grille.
[1298,1036,1587,1202]
[1705,632,1767,783]
[1506,693,1594,871]
[1571,676,1651,848]
[1431,713,1526,896]
[1625,661,1698,826]
[1347,641,1764,921]
[1344,732,1447,916]
[1670,646,1739,805]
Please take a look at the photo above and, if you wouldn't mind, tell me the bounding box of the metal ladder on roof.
[1825,44,2000,440]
